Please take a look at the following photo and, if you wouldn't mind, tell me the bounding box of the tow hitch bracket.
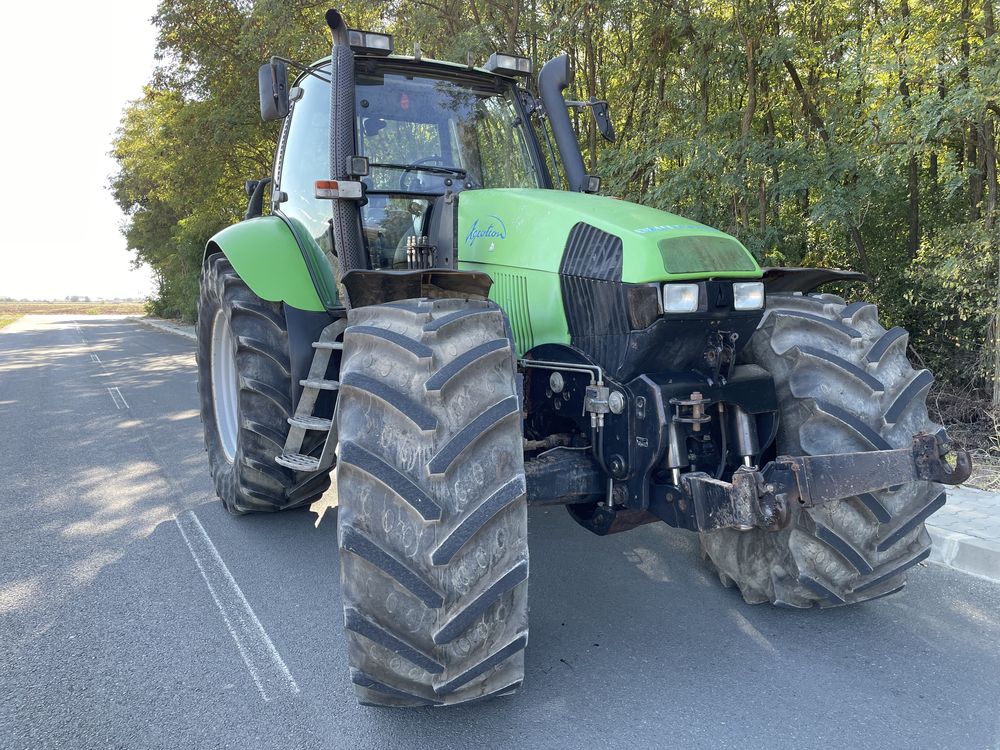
[672,433,971,533]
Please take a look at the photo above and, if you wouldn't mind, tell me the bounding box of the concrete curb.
[136,316,196,341]
[927,524,1000,583]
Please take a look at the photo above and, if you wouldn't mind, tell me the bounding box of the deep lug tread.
[771,309,862,338]
[235,336,291,377]
[434,634,528,696]
[337,299,528,706]
[230,298,287,333]
[423,306,495,333]
[884,370,934,426]
[866,326,908,364]
[197,255,331,513]
[431,477,525,565]
[795,346,885,393]
[428,396,520,476]
[840,301,877,321]
[853,547,930,594]
[877,491,946,551]
[344,608,444,674]
[857,492,892,523]
[351,670,442,705]
[240,418,287,451]
[798,574,847,605]
[340,372,437,431]
[702,293,948,608]
[347,325,433,361]
[241,456,295,486]
[339,441,442,521]
[340,526,444,609]
[812,400,893,450]
[238,376,292,414]
[815,524,874,574]
[433,562,529,645]
[424,339,510,392]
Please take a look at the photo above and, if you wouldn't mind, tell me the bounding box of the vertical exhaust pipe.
[325,9,368,278]
[538,54,588,193]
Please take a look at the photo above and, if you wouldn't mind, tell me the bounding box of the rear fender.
[204,216,339,312]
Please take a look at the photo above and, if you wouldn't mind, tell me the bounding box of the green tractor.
[197,9,971,706]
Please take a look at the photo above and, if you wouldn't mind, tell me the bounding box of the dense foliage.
[111,0,999,395]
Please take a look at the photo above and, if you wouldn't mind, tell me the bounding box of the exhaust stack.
[538,54,588,193]
[325,9,367,277]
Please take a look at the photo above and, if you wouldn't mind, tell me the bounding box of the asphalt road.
[2,315,1000,750]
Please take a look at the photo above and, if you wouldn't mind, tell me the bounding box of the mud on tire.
[701,293,946,607]
[336,298,528,706]
[197,255,331,513]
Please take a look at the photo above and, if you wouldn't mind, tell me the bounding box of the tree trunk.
[899,0,920,258]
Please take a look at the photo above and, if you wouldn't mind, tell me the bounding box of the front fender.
[205,216,335,312]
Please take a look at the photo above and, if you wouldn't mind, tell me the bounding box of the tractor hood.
[456,189,761,283]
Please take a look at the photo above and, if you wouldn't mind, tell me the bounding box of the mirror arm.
[269,56,332,84]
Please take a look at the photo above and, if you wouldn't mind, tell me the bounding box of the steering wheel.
[399,155,445,191]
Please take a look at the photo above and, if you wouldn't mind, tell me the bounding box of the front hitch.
[659,433,971,533]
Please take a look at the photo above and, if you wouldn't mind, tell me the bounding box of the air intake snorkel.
[325,9,367,277]
[538,54,588,193]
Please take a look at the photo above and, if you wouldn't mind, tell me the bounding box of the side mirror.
[591,99,615,142]
[258,60,289,121]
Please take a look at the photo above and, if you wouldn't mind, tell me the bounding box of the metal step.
[275,452,321,472]
[300,378,340,391]
[288,415,333,431]
[312,340,344,351]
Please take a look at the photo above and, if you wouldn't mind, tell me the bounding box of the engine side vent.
[492,272,534,354]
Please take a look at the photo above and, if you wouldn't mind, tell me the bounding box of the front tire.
[336,299,528,706]
[196,255,331,513]
[701,293,946,607]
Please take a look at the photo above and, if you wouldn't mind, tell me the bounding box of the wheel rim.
[211,309,239,463]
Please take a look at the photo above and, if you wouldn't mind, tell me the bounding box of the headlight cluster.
[661,281,765,312]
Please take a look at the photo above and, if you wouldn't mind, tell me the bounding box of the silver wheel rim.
[211,309,239,463]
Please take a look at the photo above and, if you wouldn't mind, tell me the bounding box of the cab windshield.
[355,66,542,193]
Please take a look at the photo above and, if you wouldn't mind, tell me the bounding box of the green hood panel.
[456,189,761,282]
[207,216,335,312]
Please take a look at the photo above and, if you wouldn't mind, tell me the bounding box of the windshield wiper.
[367,161,468,178]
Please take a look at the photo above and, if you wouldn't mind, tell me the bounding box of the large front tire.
[701,293,946,607]
[336,299,528,706]
[197,255,331,513]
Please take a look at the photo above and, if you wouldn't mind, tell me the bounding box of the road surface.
[2,315,999,749]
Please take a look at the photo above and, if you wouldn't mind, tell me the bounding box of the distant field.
[0,301,147,329]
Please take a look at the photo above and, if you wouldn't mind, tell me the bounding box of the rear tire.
[197,255,331,513]
[336,298,528,706]
[701,293,946,607]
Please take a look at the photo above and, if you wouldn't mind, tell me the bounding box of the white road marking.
[91,353,101,363]
[106,386,129,410]
[175,510,300,701]
[729,610,778,655]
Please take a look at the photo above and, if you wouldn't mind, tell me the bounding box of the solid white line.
[175,510,300,701]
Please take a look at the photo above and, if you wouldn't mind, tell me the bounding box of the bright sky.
[0,1,159,300]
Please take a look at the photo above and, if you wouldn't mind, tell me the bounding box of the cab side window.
[275,73,333,259]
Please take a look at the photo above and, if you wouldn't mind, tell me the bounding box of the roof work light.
[484,52,532,76]
[348,29,393,55]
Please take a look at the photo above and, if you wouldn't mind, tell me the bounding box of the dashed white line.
[106,386,129,410]
[175,510,300,702]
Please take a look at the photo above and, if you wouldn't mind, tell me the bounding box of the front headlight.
[663,283,700,313]
[733,281,765,310]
